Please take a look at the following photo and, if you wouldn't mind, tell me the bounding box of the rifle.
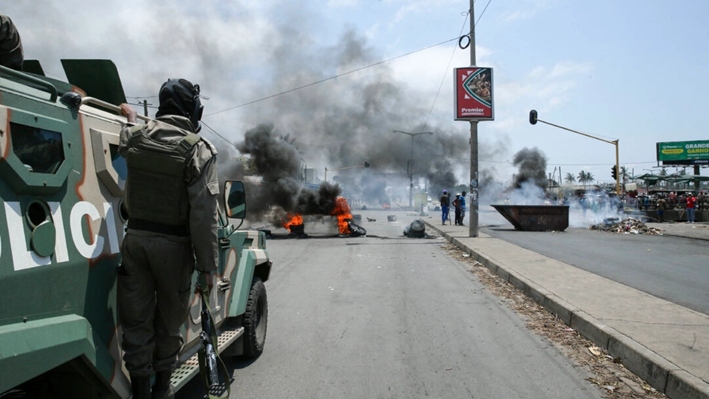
[197,274,231,398]
[200,295,220,387]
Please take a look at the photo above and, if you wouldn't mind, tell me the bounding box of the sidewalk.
[645,221,709,241]
[425,220,709,399]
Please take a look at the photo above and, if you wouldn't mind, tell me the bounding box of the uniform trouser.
[118,232,194,377]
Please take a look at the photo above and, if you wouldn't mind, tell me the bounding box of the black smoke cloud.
[211,29,485,217]
[233,124,342,225]
[5,1,517,225]
[512,147,548,190]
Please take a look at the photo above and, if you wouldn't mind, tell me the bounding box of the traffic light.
[529,110,538,125]
[611,165,618,180]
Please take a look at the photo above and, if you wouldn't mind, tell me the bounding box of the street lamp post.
[393,130,434,209]
[324,161,370,182]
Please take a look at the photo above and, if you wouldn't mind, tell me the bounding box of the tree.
[564,173,576,184]
[577,171,587,188]
[577,170,595,188]
[586,172,595,185]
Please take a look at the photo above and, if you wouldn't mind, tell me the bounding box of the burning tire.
[243,278,268,358]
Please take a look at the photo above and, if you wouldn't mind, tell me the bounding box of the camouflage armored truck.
[0,60,271,398]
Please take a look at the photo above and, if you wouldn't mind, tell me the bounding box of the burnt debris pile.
[590,217,663,235]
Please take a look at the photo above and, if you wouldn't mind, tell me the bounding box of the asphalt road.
[179,210,604,399]
[479,213,709,315]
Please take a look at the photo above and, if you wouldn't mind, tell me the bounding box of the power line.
[200,120,235,148]
[475,0,493,27]
[418,0,493,132]
[420,11,470,133]
[136,6,500,150]
[204,35,464,118]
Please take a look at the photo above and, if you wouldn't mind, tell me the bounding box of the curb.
[427,222,709,399]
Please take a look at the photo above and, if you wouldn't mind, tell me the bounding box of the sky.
[4,0,709,195]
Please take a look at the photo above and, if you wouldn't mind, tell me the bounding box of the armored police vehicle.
[0,60,271,398]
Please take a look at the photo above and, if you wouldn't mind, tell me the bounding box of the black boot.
[152,370,175,399]
[130,375,151,399]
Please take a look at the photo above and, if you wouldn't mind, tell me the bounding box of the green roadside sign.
[657,140,709,164]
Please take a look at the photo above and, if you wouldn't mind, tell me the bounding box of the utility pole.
[469,0,479,237]
[393,130,433,209]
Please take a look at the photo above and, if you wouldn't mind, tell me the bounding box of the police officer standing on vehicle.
[118,79,218,399]
[0,14,24,71]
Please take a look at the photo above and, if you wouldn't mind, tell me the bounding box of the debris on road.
[589,217,664,235]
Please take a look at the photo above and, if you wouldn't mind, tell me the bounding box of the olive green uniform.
[117,115,219,377]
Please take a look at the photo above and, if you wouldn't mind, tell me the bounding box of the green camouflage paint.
[0,61,270,398]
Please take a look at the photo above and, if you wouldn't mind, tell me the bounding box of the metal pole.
[469,0,479,237]
[532,114,621,196]
[409,135,414,209]
[394,130,432,209]
[614,140,620,195]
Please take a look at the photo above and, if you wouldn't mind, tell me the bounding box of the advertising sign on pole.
[657,140,709,165]
[454,67,494,121]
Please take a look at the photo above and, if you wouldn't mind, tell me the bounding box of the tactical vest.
[125,123,200,236]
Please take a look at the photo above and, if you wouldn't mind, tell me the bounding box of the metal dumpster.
[491,204,569,231]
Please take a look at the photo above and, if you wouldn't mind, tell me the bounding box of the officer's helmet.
[156,78,204,131]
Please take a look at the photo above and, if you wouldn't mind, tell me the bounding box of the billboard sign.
[454,67,494,121]
[657,140,709,165]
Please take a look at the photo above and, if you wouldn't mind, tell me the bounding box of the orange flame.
[331,196,352,234]
[283,214,303,232]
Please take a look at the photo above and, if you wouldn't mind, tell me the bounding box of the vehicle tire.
[406,219,425,238]
[243,278,267,358]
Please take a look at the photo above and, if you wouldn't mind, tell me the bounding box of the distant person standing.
[459,191,467,226]
[453,194,461,225]
[697,191,706,211]
[686,192,696,223]
[440,190,450,225]
[656,196,667,223]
